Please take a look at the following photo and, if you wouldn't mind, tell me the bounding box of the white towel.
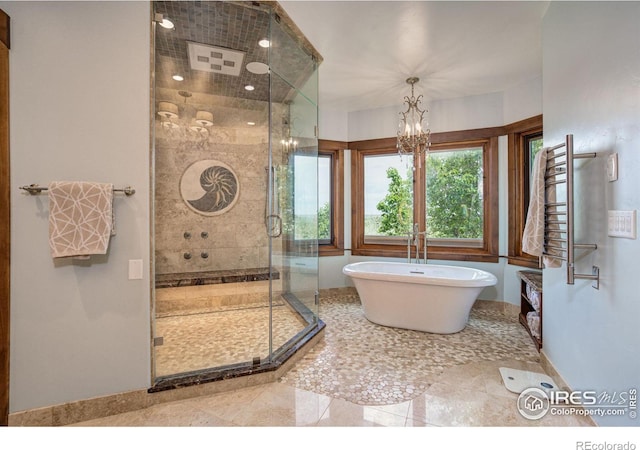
[48,181,114,259]
[526,284,541,313]
[522,149,563,268]
[527,311,541,339]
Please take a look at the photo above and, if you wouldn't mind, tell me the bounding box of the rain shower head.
[187,41,245,77]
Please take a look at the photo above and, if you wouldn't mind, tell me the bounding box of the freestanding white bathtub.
[343,261,498,334]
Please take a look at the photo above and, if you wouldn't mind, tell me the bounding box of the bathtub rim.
[342,261,497,288]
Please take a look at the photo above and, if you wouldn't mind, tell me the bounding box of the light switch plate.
[608,210,636,239]
[607,153,618,181]
[128,259,143,279]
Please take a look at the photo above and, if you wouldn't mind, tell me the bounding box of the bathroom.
[2,0,639,436]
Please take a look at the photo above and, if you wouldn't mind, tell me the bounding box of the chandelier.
[280,101,298,153]
[397,77,430,168]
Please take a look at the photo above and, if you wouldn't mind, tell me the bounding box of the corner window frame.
[318,140,345,256]
[507,115,543,268]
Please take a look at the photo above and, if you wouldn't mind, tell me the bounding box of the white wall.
[501,75,545,305]
[503,75,542,124]
[318,107,350,288]
[347,91,506,142]
[3,1,151,412]
[542,1,640,426]
[319,107,348,142]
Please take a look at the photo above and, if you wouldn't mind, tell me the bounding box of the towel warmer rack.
[19,183,135,196]
[543,134,600,288]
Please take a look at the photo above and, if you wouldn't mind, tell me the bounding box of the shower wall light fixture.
[195,111,213,127]
[157,93,213,149]
[397,77,430,168]
[157,101,178,119]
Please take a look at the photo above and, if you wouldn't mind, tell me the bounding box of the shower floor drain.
[499,367,556,394]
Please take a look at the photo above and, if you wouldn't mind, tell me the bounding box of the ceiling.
[278,1,549,113]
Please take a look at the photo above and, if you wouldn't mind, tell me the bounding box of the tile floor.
[69,288,594,428]
[69,359,592,427]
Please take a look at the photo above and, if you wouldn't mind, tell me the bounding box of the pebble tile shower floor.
[156,285,540,404]
[155,304,306,376]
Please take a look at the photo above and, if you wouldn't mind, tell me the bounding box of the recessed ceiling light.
[172,74,184,81]
[247,122,256,126]
[244,85,255,91]
[258,39,270,48]
[159,18,174,29]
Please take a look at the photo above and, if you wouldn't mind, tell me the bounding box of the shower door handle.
[266,214,282,238]
[265,165,282,238]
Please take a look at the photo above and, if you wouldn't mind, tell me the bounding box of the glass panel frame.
[317,154,332,245]
[363,153,414,240]
[425,146,484,245]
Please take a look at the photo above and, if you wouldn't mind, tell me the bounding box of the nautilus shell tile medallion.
[180,160,240,216]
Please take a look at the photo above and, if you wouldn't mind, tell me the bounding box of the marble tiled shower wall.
[154,88,287,274]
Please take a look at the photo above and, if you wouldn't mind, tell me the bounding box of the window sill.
[352,245,498,263]
[507,255,541,269]
[319,246,345,257]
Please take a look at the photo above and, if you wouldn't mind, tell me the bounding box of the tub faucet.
[413,223,420,264]
[407,223,428,265]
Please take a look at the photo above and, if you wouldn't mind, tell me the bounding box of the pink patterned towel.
[48,181,114,259]
[522,149,562,268]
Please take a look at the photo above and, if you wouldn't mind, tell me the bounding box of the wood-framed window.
[318,139,345,256]
[507,115,543,268]
[0,7,10,427]
[350,128,500,262]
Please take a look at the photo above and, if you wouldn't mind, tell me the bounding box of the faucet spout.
[407,223,428,265]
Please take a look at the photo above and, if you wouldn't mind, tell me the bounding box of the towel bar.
[543,134,599,287]
[19,184,135,196]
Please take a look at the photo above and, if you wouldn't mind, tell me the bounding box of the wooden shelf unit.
[518,271,542,351]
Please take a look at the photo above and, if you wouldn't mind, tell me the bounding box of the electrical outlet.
[608,210,637,239]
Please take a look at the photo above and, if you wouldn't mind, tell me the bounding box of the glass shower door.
[268,13,319,359]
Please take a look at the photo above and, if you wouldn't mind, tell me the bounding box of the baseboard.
[9,328,325,427]
[474,298,520,318]
[540,350,597,426]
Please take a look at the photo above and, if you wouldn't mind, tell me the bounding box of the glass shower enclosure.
[151,1,320,387]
